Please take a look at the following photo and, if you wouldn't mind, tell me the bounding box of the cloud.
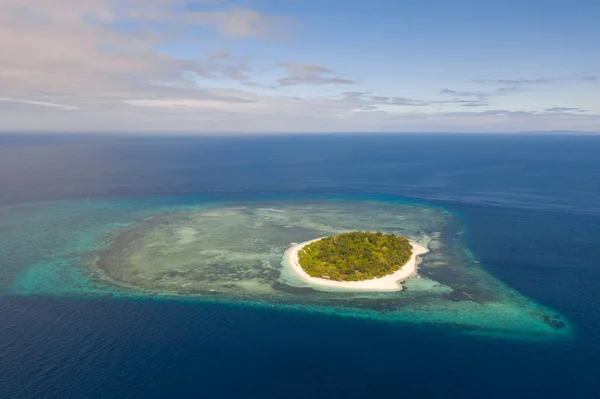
[277,62,357,86]
[0,0,313,131]
[122,89,257,108]
[474,75,598,86]
[0,97,79,110]
[341,92,488,109]
[439,88,490,106]
[5,97,598,134]
[209,49,231,59]
[459,101,489,107]
[339,92,426,108]
[440,88,487,98]
[544,107,587,113]
[440,74,598,106]
[123,98,251,109]
[0,1,284,104]
[281,63,332,76]
[462,74,600,101]
[476,77,555,85]
[279,76,356,86]
[188,7,292,38]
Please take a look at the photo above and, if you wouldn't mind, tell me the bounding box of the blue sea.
[1,133,599,399]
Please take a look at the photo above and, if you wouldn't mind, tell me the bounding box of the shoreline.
[284,236,429,291]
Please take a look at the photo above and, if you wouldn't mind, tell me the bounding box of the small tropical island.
[285,231,428,291]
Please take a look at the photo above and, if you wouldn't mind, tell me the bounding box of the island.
[285,231,428,291]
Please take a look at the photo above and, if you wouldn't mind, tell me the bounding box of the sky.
[0,0,599,134]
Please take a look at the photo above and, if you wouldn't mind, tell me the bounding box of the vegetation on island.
[297,231,413,281]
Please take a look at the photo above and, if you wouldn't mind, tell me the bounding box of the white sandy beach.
[284,237,429,292]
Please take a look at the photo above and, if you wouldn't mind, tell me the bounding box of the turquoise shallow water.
[1,196,570,340]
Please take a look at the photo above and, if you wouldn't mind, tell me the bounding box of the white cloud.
[0,97,79,110]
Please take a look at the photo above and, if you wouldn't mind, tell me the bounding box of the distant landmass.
[519,130,600,135]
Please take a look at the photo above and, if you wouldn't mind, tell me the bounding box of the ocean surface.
[1,133,599,399]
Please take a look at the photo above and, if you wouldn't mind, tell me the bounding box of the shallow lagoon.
[1,196,569,340]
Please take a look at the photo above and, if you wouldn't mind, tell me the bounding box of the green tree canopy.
[298,231,412,281]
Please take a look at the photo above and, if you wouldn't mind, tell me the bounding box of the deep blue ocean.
[1,133,599,399]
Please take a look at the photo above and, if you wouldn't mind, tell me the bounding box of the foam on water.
[0,196,571,340]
